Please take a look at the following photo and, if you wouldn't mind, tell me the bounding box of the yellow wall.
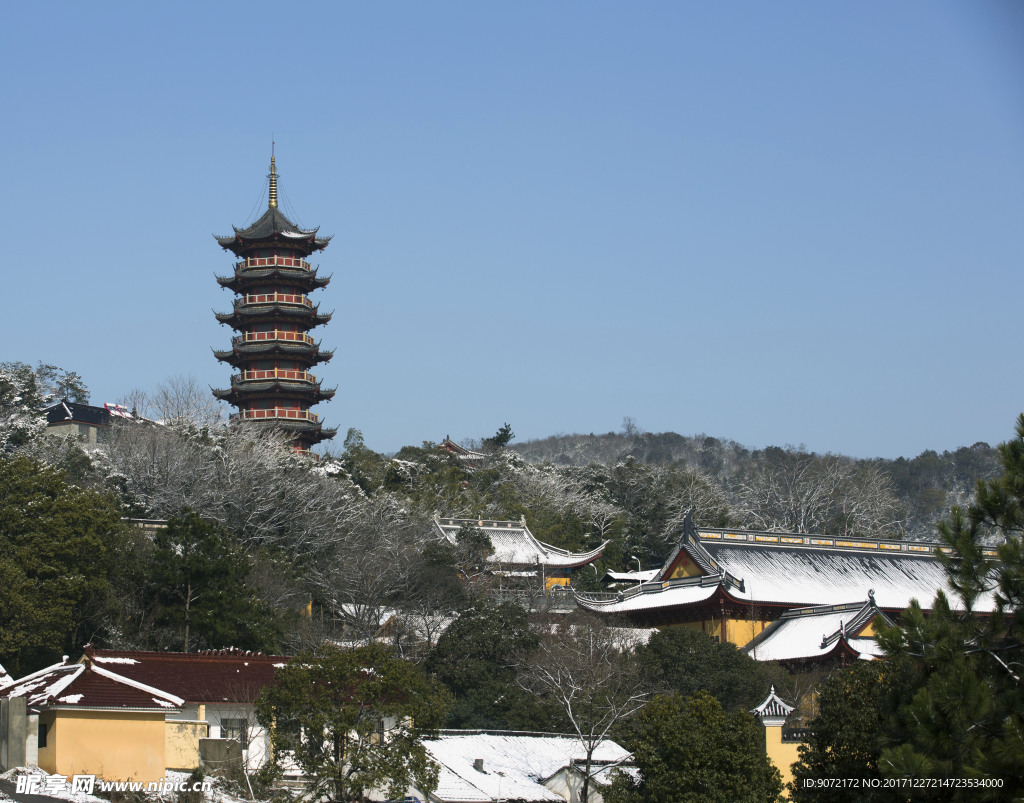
[764,724,802,795]
[37,713,57,775]
[724,614,768,648]
[166,720,208,771]
[666,615,766,648]
[49,710,167,783]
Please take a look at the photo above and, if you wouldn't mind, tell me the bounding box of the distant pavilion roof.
[434,517,607,570]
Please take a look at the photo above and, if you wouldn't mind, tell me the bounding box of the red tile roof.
[82,647,291,704]
[1,661,183,712]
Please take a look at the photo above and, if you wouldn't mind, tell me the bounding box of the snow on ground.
[0,768,261,803]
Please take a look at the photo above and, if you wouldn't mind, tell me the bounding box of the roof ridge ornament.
[268,142,278,209]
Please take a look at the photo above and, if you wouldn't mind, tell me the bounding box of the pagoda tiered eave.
[214,306,332,328]
[216,267,330,293]
[212,342,334,365]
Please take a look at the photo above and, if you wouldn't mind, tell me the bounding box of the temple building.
[433,516,607,590]
[575,511,998,660]
[213,155,336,451]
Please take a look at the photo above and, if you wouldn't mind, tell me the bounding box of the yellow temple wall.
[764,724,802,795]
[48,710,166,783]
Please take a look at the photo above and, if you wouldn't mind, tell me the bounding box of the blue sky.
[3,2,1022,458]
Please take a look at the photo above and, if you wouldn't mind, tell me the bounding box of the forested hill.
[513,429,1001,542]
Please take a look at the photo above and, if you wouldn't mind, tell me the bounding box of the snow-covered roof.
[751,686,795,720]
[0,661,12,689]
[581,526,998,619]
[576,577,721,614]
[700,538,994,611]
[421,731,631,803]
[434,518,606,569]
[602,569,660,584]
[743,598,891,663]
[1,661,183,712]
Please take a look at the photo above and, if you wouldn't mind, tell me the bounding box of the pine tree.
[874,414,1024,798]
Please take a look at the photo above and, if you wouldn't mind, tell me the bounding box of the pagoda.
[212,154,337,451]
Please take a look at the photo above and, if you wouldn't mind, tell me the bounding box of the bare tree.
[735,450,905,538]
[518,614,650,803]
[152,374,224,429]
[661,466,731,539]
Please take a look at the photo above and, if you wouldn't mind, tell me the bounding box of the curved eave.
[215,380,335,401]
[240,419,336,442]
[216,269,330,291]
[214,307,332,326]
[214,232,332,258]
[574,579,724,616]
[536,541,608,569]
[212,344,332,364]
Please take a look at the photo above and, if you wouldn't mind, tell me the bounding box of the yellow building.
[0,659,183,783]
[576,512,998,653]
[751,687,801,792]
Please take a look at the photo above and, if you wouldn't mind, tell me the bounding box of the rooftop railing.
[237,408,320,423]
[239,256,311,270]
[235,369,317,383]
[237,292,313,308]
[234,330,315,346]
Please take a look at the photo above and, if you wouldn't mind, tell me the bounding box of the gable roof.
[434,518,606,570]
[1,661,183,712]
[422,731,631,803]
[81,647,290,704]
[44,401,110,427]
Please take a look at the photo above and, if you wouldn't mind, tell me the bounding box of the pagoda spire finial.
[268,141,278,209]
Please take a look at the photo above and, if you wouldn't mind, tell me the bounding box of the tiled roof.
[743,599,892,663]
[700,540,990,611]
[44,401,110,427]
[82,647,290,704]
[423,731,631,803]
[580,527,997,617]
[434,518,606,569]
[215,207,331,252]
[1,661,183,712]
[751,687,795,720]
[576,577,721,614]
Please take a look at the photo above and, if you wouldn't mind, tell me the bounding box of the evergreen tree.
[638,626,791,712]
[148,511,283,652]
[425,599,558,730]
[788,661,904,803]
[256,643,449,803]
[607,691,783,803]
[0,456,126,674]
[874,414,1024,798]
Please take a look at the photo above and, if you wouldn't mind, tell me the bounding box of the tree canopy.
[255,643,450,803]
[0,456,126,675]
[608,691,783,803]
[637,626,791,712]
